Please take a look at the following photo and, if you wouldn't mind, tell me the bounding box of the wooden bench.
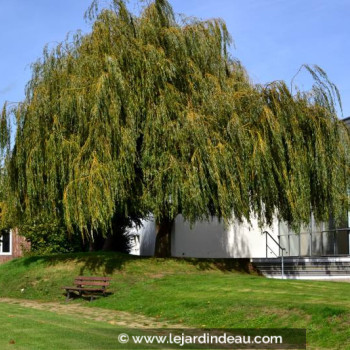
[62,276,112,301]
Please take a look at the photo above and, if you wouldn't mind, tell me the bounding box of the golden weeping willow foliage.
[0,0,349,247]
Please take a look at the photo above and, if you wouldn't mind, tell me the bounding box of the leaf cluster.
[0,0,349,241]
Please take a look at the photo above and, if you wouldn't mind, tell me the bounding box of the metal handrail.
[266,244,278,258]
[264,231,287,279]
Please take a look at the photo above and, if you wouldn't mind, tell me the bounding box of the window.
[0,230,11,255]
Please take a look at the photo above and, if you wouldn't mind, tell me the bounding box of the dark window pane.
[1,232,10,253]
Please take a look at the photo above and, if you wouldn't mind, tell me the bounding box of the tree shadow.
[19,251,259,276]
[178,257,259,274]
[21,251,141,275]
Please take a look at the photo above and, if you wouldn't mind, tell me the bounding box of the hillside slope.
[0,252,349,349]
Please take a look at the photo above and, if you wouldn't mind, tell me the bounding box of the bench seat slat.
[75,276,112,281]
[74,281,110,287]
[62,287,106,292]
[62,276,112,301]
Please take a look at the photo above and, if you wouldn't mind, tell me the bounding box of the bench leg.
[65,291,70,302]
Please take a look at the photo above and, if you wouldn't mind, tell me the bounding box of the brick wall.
[0,229,30,264]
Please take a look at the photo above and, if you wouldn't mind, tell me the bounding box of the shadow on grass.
[17,252,259,276]
[179,257,259,274]
[20,252,139,275]
[61,290,114,302]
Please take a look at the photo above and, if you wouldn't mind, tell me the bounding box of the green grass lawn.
[0,302,127,350]
[0,252,349,349]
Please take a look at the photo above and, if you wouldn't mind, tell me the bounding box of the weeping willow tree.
[1,0,349,256]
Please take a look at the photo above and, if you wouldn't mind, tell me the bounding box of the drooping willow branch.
[0,0,349,242]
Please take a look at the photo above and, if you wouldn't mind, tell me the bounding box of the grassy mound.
[0,252,254,301]
[0,252,349,349]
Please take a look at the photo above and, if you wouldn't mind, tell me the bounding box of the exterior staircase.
[251,257,350,280]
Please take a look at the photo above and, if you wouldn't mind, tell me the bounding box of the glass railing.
[278,228,350,257]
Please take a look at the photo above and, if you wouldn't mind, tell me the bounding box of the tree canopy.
[1,0,349,255]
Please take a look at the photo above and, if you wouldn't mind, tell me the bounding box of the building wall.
[139,219,156,256]
[131,214,349,258]
[0,229,30,264]
[127,217,156,256]
[134,214,279,258]
[171,215,279,258]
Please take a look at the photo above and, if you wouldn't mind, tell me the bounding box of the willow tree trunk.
[154,218,174,257]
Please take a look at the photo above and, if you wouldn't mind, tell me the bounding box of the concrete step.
[257,270,350,275]
[251,256,350,280]
[259,270,350,275]
[255,265,350,270]
[252,257,350,263]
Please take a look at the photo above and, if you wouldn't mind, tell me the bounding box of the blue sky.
[1,0,349,117]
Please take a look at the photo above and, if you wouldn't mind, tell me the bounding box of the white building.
[128,214,350,258]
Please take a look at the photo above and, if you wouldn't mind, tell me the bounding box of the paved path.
[0,298,184,328]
